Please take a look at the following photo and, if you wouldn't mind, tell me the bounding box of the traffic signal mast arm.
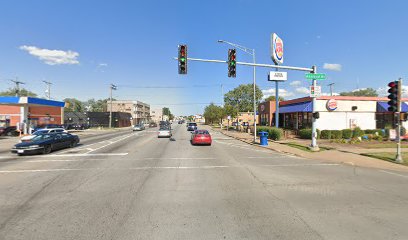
[173,57,314,72]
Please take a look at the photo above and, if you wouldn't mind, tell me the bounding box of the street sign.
[271,33,284,65]
[305,73,326,80]
[310,85,321,97]
[268,71,287,81]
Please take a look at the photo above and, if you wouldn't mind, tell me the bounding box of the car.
[0,126,18,136]
[149,122,158,128]
[11,132,80,155]
[187,122,198,131]
[33,124,65,132]
[132,124,145,131]
[158,127,172,138]
[191,130,212,146]
[21,128,67,142]
[178,120,182,124]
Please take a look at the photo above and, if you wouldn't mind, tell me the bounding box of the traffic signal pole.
[310,65,319,151]
[396,78,403,163]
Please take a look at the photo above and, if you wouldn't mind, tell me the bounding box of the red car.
[191,130,212,146]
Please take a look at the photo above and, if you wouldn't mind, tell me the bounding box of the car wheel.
[43,145,52,154]
[70,141,77,148]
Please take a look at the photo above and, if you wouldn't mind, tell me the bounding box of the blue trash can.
[259,131,269,146]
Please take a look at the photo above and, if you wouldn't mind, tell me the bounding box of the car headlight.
[29,145,40,148]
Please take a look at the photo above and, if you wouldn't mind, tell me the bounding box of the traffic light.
[387,80,399,112]
[228,49,236,78]
[178,45,187,74]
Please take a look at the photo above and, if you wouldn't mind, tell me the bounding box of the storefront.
[259,96,408,131]
[0,96,66,134]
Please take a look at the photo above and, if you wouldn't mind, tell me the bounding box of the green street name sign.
[305,73,326,80]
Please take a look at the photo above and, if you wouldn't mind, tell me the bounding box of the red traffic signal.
[387,80,399,112]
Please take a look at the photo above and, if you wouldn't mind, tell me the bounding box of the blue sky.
[0,0,407,115]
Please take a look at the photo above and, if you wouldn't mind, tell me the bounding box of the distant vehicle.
[65,124,88,130]
[149,122,158,128]
[21,128,67,142]
[158,127,172,138]
[0,126,18,136]
[187,122,198,131]
[132,124,145,131]
[178,120,183,124]
[34,124,65,132]
[191,130,212,146]
[11,132,80,155]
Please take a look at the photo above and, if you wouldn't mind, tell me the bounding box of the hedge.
[321,130,331,139]
[331,130,343,139]
[342,129,353,139]
[256,126,283,141]
[298,129,320,139]
[352,127,364,138]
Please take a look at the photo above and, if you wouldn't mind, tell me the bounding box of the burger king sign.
[271,33,284,65]
[326,99,338,111]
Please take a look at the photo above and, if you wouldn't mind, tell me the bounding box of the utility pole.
[328,83,335,96]
[310,65,319,151]
[43,80,52,99]
[109,84,117,128]
[10,78,25,97]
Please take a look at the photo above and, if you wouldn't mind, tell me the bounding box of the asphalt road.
[0,123,408,239]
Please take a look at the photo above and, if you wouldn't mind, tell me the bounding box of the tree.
[85,98,112,112]
[0,87,37,97]
[64,98,85,112]
[264,95,284,102]
[224,84,263,112]
[203,103,225,124]
[339,88,378,97]
[223,104,238,119]
[162,107,171,116]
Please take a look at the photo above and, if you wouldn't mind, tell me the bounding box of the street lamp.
[218,40,257,143]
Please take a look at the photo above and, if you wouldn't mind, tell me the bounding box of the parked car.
[65,124,88,130]
[0,126,18,136]
[21,128,67,142]
[191,130,212,146]
[132,124,145,131]
[158,126,172,138]
[187,122,198,131]
[11,132,80,155]
[33,124,65,132]
[149,122,158,128]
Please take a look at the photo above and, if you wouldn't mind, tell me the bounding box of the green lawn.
[361,152,408,166]
[358,142,408,149]
[284,142,333,152]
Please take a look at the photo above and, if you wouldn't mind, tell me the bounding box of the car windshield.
[188,123,197,126]
[196,130,209,135]
[31,134,54,141]
[33,130,48,135]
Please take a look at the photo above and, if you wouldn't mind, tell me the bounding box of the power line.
[10,78,25,97]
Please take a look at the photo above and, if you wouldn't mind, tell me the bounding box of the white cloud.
[20,45,79,65]
[323,63,342,71]
[262,88,294,98]
[295,87,309,94]
[98,63,108,67]
[289,80,302,87]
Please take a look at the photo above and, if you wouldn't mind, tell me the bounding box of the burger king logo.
[272,33,284,65]
[326,99,338,111]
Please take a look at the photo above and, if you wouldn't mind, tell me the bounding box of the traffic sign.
[310,85,321,97]
[268,71,287,81]
[305,73,326,80]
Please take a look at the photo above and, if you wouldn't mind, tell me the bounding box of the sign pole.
[310,65,319,151]
[275,80,279,128]
[396,78,403,163]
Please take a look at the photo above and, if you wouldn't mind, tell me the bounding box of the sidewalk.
[213,128,408,172]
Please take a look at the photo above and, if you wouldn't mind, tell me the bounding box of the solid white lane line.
[380,170,408,179]
[26,159,106,163]
[259,163,340,167]
[144,157,216,160]
[40,153,129,157]
[0,168,86,173]
[86,133,136,153]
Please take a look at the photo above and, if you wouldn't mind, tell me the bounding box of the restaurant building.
[258,96,408,130]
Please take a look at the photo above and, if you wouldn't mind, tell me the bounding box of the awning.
[279,101,312,113]
[377,102,408,112]
[0,96,66,107]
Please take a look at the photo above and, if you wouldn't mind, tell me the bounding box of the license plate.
[17,150,24,153]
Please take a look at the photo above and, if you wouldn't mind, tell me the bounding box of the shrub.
[352,127,364,138]
[372,135,383,141]
[331,130,343,139]
[321,130,331,139]
[267,127,283,141]
[299,129,312,139]
[401,126,406,136]
[256,126,283,141]
[342,129,353,139]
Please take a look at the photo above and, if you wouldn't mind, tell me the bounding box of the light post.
[218,40,257,143]
[109,84,117,128]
